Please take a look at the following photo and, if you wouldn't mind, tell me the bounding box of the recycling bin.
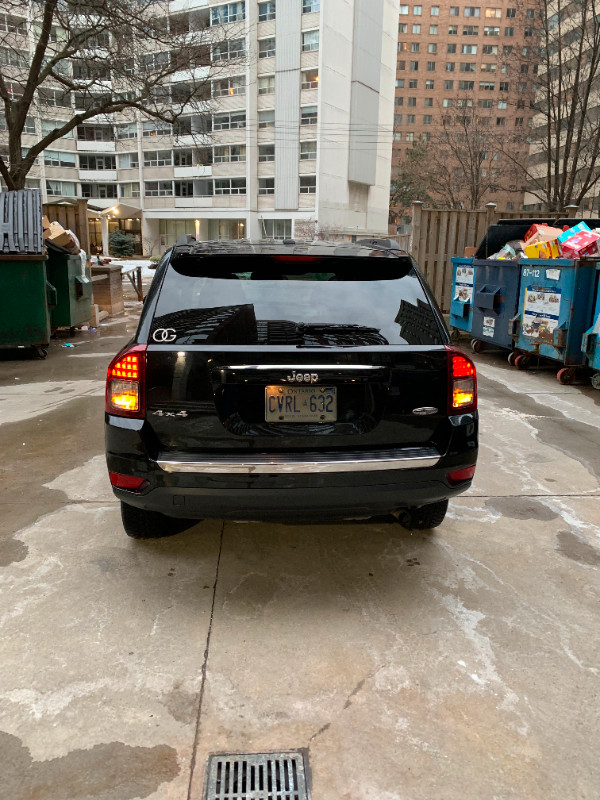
[449,258,475,335]
[515,258,597,373]
[582,262,600,389]
[0,254,55,356]
[45,249,92,329]
[470,258,522,351]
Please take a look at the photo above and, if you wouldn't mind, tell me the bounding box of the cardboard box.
[527,226,563,245]
[464,246,477,258]
[46,222,78,251]
[42,215,51,232]
[524,239,562,259]
[560,229,600,259]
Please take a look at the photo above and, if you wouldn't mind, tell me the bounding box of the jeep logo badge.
[286,371,319,384]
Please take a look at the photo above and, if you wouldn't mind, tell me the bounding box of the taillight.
[109,472,148,492]
[447,466,476,485]
[446,347,477,414]
[105,344,147,418]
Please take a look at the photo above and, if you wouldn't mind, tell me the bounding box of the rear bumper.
[106,413,478,522]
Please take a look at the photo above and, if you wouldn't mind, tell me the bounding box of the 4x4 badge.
[286,371,319,384]
[152,328,177,342]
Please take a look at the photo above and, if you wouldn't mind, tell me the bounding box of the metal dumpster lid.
[0,189,44,255]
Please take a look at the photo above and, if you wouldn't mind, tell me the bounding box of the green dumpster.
[0,254,56,356]
[45,248,93,330]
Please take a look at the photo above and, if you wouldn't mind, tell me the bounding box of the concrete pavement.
[0,294,599,800]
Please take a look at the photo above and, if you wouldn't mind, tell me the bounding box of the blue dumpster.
[515,259,597,377]
[582,263,600,389]
[471,259,522,351]
[449,258,475,335]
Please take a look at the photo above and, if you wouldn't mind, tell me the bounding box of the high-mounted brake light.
[270,255,322,262]
[446,347,477,413]
[105,345,147,418]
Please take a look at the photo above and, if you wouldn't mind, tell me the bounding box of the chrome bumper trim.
[156,452,440,475]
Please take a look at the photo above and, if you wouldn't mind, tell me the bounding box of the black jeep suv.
[105,240,478,538]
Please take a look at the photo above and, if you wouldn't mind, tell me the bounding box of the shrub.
[109,230,136,257]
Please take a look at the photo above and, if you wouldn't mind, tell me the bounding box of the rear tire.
[400,499,448,530]
[120,502,198,539]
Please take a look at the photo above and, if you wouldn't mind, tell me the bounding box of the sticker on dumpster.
[482,316,495,338]
[522,287,561,340]
[454,266,474,303]
[546,269,561,281]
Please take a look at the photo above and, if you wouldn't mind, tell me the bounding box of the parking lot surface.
[1,295,599,800]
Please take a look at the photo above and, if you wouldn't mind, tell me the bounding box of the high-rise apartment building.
[0,0,398,254]
[392,1,537,212]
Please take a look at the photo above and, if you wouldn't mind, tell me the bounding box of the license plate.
[265,385,337,423]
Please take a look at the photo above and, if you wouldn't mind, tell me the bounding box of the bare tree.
[0,0,245,189]
[501,0,600,210]
[424,97,525,209]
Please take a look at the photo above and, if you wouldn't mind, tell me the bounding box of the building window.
[258,1,276,21]
[506,7,516,17]
[45,180,76,197]
[301,106,318,125]
[447,44,457,53]
[258,110,275,128]
[496,117,506,126]
[174,149,196,166]
[211,2,246,25]
[174,181,195,197]
[118,152,139,169]
[299,175,316,194]
[407,114,416,123]
[81,183,118,199]
[499,81,509,91]
[213,111,246,130]
[442,98,453,108]
[212,38,246,60]
[406,132,414,142]
[214,144,246,162]
[409,61,418,71]
[483,44,498,54]
[395,79,405,88]
[409,79,418,89]
[446,62,455,72]
[450,6,459,16]
[302,30,319,51]
[399,4,409,13]
[44,150,76,168]
[413,5,422,15]
[485,7,501,17]
[395,97,404,106]
[302,0,320,12]
[498,100,507,109]
[259,144,275,162]
[214,178,246,195]
[478,98,493,108]
[258,178,275,195]
[484,26,500,35]
[40,119,73,139]
[258,75,275,95]
[462,44,477,54]
[444,80,454,90]
[463,25,478,34]
[424,97,433,107]
[504,27,514,36]
[144,181,173,197]
[80,154,116,170]
[464,6,480,16]
[425,79,434,89]
[142,120,171,137]
[143,150,172,167]
[212,76,245,97]
[77,124,114,142]
[458,81,474,90]
[300,140,317,160]
[399,23,408,33]
[411,42,420,53]
[115,123,137,140]
[301,68,319,89]
[430,5,439,14]
[448,25,458,34]
[481,63,496,72]
[479,81,495,90]
[429,24,438,34]
[423,115,432,124]
[262,219,292,239]
[120,182,140,198]
[428,43,437,53]
[259,37,276,58]
[460,63,476,72]
[412,24,421,33]
[515,117,524,127]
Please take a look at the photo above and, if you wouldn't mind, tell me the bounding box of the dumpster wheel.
[507,351,519,367]
[591,372,600,391]
[34,346,48,359]
[557,366,577,385]
[514,354,531,370]
[471,338,485,354]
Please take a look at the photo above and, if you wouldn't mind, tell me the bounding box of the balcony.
[77,140,115,153]
[79,169,118,181]
[174,165,212,178]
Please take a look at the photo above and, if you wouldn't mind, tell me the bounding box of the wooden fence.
[43,199,90,256]
[393,202,579,312]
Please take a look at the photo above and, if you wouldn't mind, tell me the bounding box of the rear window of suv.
[150,255,445,346]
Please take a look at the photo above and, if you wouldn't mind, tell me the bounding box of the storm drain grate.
[204,751,310,800]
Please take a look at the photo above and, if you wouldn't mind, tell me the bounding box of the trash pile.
[42,215,81,255]
[488,222,600,261]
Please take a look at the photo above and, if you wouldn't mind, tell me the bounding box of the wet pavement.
[1,285,599,800]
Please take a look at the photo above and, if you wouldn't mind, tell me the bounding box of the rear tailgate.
[140,252,452,457]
